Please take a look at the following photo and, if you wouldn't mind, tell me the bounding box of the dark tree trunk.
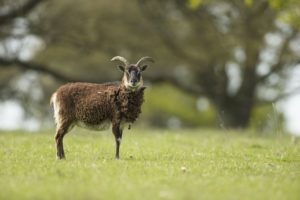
[215,97,254,128]
[214,70,257,129]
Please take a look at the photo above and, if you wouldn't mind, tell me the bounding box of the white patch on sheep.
[51,93,61,128]
[123,75,130,89]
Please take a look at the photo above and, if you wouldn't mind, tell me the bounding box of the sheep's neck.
[114,85,146,123]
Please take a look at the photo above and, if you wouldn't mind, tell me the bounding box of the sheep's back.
[55,82,119,125]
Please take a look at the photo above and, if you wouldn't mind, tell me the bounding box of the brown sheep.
[50,56,154,159]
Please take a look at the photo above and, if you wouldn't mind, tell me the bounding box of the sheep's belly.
[76,120,111,131]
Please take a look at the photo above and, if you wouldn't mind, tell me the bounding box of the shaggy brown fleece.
[53,82,145,128]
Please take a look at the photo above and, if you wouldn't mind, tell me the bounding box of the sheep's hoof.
[115,156,120,160]
[56,154,66,160]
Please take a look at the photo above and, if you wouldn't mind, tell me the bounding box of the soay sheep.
[50,56,154,159]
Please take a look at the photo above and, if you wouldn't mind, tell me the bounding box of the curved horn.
[111,56,129,66]
[136,56,154,67]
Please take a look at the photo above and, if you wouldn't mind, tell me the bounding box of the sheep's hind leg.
[112,124,123,160]
[55,123,72,160]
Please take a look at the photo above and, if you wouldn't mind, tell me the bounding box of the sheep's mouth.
[127,84,141,91]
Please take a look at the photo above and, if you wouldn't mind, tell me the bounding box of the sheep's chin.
[126,83,142,91]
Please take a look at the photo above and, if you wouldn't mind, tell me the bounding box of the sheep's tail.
[50,94,53,106]
[50,93,59,125]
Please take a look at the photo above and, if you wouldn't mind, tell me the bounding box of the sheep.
[50,56,154,160]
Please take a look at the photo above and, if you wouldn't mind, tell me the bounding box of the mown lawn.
[0,129,299,200]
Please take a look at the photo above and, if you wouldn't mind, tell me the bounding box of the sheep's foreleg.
[112,124,123,160]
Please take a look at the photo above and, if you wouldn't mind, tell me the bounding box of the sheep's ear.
[118,65,125,72]
[140,65,148,71]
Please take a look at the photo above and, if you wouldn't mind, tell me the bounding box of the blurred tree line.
[0,0,300,129]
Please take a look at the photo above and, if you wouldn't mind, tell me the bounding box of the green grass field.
[0,129,299,200]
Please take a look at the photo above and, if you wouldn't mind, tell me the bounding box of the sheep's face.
[122,65,147,91]
[111,56,153,91]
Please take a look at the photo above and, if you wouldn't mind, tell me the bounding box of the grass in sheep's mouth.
[0,129,299,200]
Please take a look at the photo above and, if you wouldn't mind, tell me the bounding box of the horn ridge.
[136,56,154,67]
[111,56,129,66]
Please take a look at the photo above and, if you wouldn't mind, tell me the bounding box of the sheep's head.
[111,56,154,91]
